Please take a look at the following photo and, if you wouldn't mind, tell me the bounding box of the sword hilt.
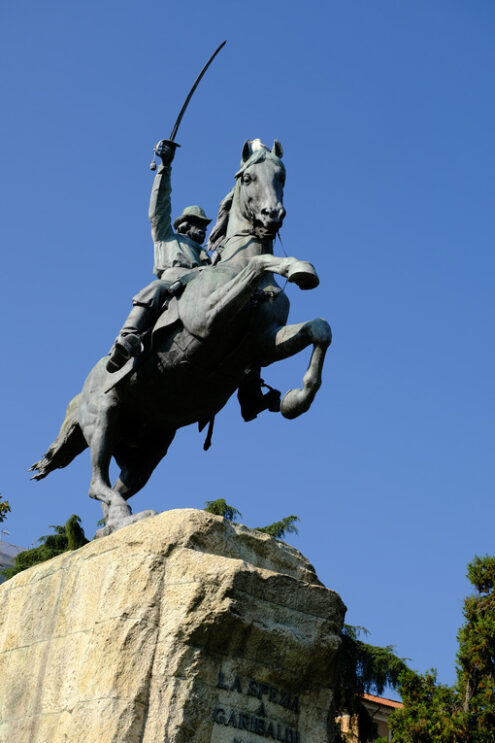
[149,139,181,171]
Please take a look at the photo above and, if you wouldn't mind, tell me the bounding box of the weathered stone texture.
[0,509,345,742]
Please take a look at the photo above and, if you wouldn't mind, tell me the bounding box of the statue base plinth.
[0,509,345,742]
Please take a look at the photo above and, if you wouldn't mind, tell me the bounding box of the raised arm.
[149,141,179,238]
[149,163,174,244]
[149,141,180,277]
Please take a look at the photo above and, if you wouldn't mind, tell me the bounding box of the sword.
[150,40,227,170]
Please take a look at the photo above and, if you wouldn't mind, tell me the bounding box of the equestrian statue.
[29,135,332,534]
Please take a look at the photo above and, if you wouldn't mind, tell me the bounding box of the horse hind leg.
[260,318,332,419]
[94,432,175,537]
[112,430,176,504]
[87,391,132,525]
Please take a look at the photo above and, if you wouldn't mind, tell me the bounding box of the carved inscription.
[213,671,301,742]
[216,672,300,713]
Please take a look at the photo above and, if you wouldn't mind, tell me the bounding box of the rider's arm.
[149,164,174,244]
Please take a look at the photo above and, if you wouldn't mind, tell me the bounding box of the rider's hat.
[174,205,212,231]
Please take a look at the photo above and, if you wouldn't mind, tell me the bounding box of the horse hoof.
[287,261,319,290]
[94,509,158,539]
[280,388,310,419]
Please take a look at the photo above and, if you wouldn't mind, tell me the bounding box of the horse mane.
[207,186,235,253]
[208,149,285,254]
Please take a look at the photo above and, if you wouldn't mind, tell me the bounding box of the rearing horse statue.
[30,139,332,533]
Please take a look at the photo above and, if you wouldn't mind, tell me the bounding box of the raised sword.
[150,40,227,169]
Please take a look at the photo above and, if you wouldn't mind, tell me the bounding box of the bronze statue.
[107,140,280,423]
[30,138,332,534]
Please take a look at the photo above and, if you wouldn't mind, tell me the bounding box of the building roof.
[362,693,403,709]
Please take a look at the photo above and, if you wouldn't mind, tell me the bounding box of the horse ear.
[272,140,283,158]
[241,140,252,164]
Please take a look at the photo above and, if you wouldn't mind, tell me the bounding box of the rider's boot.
[237,369,281,422]
[106,279,176,373]
[106,305,152,373]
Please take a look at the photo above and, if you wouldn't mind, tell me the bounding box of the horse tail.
[29,394,88,481]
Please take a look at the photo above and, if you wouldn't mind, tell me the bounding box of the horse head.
[208,139,287,257]
[235,139,286,238]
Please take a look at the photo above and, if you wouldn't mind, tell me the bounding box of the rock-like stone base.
[0,509,345,743]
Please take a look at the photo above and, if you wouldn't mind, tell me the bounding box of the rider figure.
[107,140,211,372]
[106,139,281,423]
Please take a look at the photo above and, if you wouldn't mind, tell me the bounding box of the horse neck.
[219,183,274,265]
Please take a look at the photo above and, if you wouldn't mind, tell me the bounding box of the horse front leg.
[259,318,332,419]
[205,255,316,332]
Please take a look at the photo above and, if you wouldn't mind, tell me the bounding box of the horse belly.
[126,328,245,428]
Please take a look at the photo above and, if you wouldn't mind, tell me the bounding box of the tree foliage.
[459,555,495,734]
[390,555,495,743]
[0,498,11,523]
[204,499,242,522]
[390,669,461,742]
[204,500,299,540]
[1,515,88,580]
[256,515,299,538]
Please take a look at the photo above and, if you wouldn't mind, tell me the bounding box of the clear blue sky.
[1,0,494,689]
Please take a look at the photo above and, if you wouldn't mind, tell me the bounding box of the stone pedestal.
[0,509,345,742]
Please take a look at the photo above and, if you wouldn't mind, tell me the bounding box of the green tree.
[203,499,299,540]
[0,498,11,523]
[390,555,495,743]
[256,515,299,538]
[457,555,495,738]
[1,515,88,580]
[390,669,460,742]
[204,498,242,522]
